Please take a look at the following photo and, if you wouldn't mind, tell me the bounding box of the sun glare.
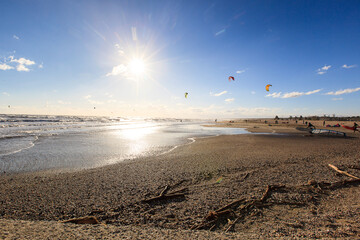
[128,58,146,76]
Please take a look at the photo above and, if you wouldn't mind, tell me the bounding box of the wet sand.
[0,122,359,239]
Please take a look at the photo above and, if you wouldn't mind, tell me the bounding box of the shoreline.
[1,124,359,238]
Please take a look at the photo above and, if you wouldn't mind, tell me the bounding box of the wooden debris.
[225,216,240,233]
[323,178,360,190]
[61,216,99,224]
[159,185,169,196]
[142,186,188,203]
[260,185,271,202]
[328,164,359,179]
[215,198,246,213]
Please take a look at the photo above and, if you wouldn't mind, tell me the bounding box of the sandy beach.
[1,121,359,239]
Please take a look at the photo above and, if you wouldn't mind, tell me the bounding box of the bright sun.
[128,58,146,76]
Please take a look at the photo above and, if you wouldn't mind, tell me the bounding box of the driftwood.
[142,186,188,203]
[61,216,99,224]
[191,209,235,230]
[159,185,169,196]
[191,177,360,233]
[328,164,359,179]
[215,198,246,213]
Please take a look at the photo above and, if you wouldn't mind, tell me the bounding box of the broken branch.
[328,164,359,179]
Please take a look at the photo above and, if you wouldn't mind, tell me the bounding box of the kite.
[265,84,272,92]
[185,92,188,98]
[228,76,235,82]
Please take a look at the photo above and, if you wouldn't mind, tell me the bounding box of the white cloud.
[0,63,14,70]
[210,90,227,97]
[266,92,282,98]
[215,29,226,36]
[321,65,331,71]
[282,89,321,98]
[13,35,20,40]
[236,70,246,74]
[106,64,127,77]
[306,89,322,95]
[38,63,43,68]
[317,65,331,74]
[342,64,356,69]
[325,87,360,95]
[266,89,321,98]
[8,56,36,72]
[332,98,343,101]
[16,64,30,72]
[2,92,10,96]
[84,95,92,99]
[251,91,256,95]
[225,98,234,103]
[10,57,35,66]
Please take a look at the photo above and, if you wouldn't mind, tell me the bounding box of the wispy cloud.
[342,64,356,69]
[332,98,343,101]
[106,64,127,77]
[321,65,331,71]
[225,98,234,103]
[0,63,14,70]
[215,28,226,36]
[210,90,227,97]
[13,35,20,40]
[317,65,331,75]
[267,89,321,98]
[266,92,281,98]
[236,69,246,74]
[38,63,43,69]
[325,87,360,95]
[282,89,321,98]
[251,91,256,95]
[2,92,10,96]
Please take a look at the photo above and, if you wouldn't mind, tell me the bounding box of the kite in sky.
[265,84,272,91]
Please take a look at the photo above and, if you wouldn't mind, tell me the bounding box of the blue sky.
[1,0,359,118]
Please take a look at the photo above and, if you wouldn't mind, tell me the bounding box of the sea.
[0,114,248,173]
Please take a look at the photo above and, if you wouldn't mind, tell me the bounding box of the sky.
[0,0,359,119]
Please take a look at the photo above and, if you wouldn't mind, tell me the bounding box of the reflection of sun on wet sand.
[1,121,360,239]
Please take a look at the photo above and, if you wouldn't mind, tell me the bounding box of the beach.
[0,121,359,239]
